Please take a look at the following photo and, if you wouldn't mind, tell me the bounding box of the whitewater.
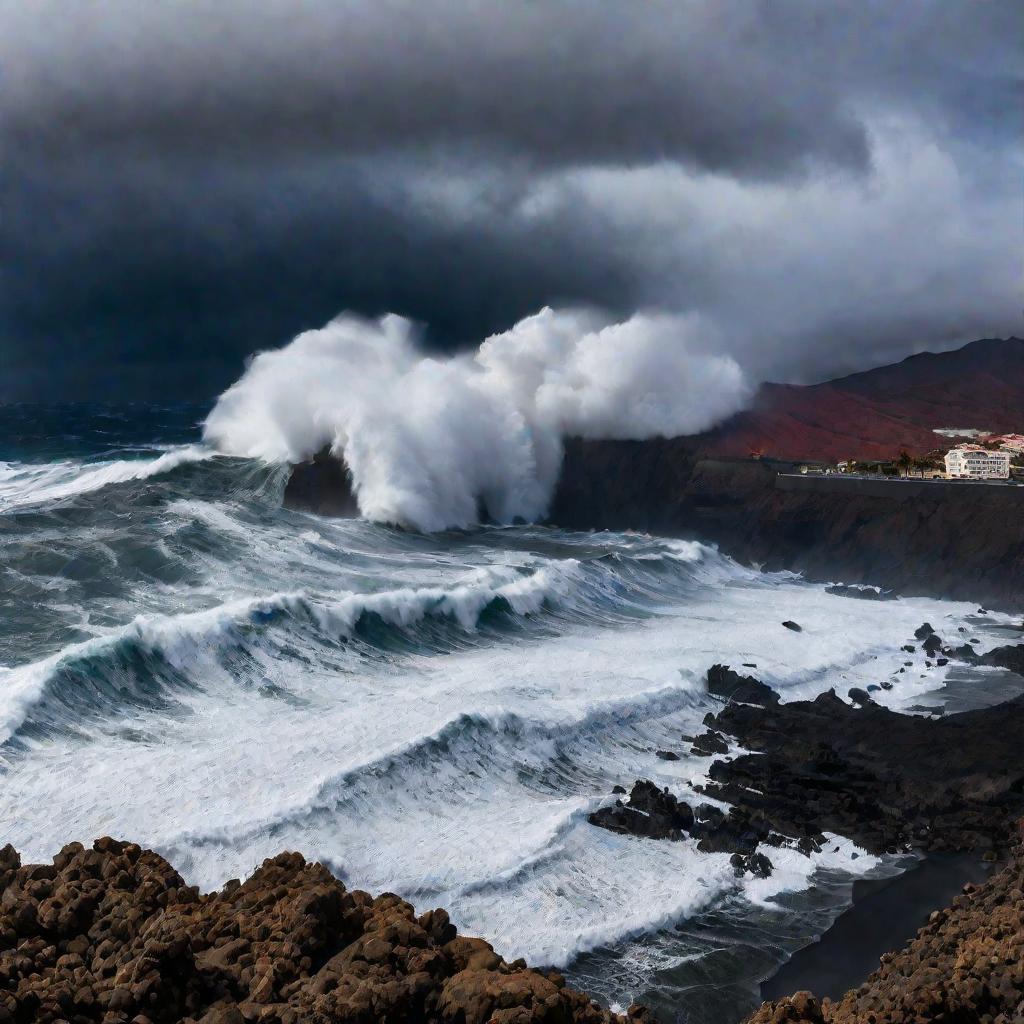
[0,400,1017,1021]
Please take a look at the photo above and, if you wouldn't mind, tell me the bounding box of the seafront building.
[944,445,1011,480]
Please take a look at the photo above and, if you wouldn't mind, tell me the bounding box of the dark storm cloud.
[1,0,1021,401]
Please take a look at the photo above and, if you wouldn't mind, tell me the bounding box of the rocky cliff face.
[550,439,1024,608]
[282,438,1024,608]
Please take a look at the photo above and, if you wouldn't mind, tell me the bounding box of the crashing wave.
[203,308,751,531]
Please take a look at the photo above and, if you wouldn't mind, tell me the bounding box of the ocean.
[0,402,1014,1021]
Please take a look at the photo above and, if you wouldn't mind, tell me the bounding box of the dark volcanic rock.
[702,685,1024,857]
[691,730,729,756]
[781,621,802,632]
[692,804,773,856]
[706,664,780,707]
[730,851,774,879]
[0,839,644,1024]
[596,663,1024,874]
[745,823,1024,1023]
[589,780,694,840]
[547,435,1024,608]
[944,640,1024,675]
[655,749,680,761]
[981,642,1024,675]
[824,585,892,601]
[914,622,935,639]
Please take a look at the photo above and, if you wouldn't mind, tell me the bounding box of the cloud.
[1,0,1021,401]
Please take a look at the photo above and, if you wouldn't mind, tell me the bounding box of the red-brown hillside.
[697,337,1024,461]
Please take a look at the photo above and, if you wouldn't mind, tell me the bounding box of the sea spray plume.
[204,307,751,530]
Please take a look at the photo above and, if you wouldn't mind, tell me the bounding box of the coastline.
[745,828,1024,1022]
[282,445,1024,609]
[758,853,992,1005]
[5,645,1023,1023]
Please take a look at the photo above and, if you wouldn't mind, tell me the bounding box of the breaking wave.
[203,307,751,530]
[0,445,216,511]
[0,540,734,748]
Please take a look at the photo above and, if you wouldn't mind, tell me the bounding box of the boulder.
[706,664,780,707]
[589,780,694,840]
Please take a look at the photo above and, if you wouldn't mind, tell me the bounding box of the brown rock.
[0,839,637,1024]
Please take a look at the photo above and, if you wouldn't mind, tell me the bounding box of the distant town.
[783,432,1024,483]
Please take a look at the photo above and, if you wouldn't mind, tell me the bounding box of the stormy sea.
[1,401,1017,1022]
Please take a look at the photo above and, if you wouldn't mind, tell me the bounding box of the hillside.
[696,337,1024,461]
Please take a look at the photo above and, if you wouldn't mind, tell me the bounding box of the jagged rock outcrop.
[590,652,1024,873]
[745,823,1024,1023]
[0,839,648,1024]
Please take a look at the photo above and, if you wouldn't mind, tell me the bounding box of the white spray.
[204,307,750,531]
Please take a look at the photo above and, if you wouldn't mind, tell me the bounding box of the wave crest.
[0,445,215,512]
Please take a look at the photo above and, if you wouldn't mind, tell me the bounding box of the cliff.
[283,442,1024,608]
[550,439,1024,608]
[283,443,1023,607]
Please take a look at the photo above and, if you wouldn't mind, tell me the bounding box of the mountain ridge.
[695,336,1024,461]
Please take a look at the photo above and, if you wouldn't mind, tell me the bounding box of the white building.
[944,445,1011,480]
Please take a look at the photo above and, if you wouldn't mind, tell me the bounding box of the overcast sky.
[2,0,1022,402]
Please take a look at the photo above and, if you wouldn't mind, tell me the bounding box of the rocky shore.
[590,644,1024,873]
[745,824,1024,1023]
[0,840,648,1024]
[6,632,1021,1024]
[585,629,1024,1021]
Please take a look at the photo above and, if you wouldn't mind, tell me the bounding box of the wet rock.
[692,801,771,856]
[825,585,892,601]
[706,664,780,708]
[730,852,774,878]
[922,633,943,657]
[691,730,729,756]
[846,688,873,706]
[701,675,1024,859]
[900,644,915,653]
[781,621,802,632]
[980,642,1024,675]
[589,780,694,840]
[655,750,680,761]
[914,622,935,640]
